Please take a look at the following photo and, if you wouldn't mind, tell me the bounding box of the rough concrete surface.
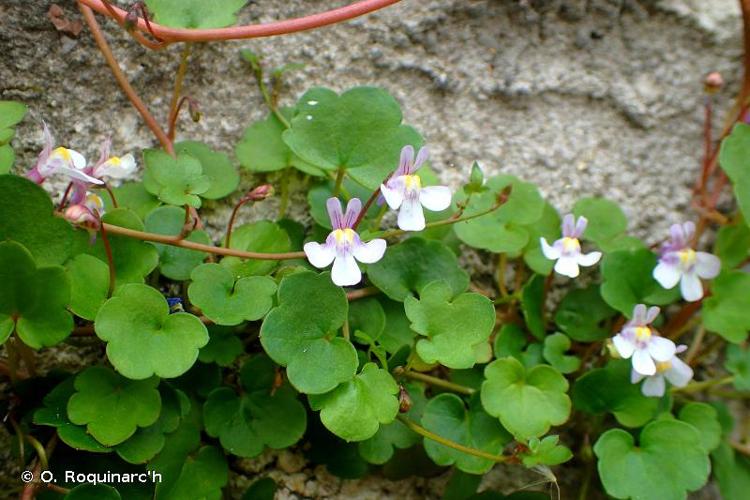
[0,0,743,498]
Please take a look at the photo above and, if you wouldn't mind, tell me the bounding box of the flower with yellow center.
[612,304,677,376]
[540,214,601,278]
[631,344,693,397]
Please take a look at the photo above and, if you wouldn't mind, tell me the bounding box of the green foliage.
[144,205,210,280]
[260,271,357,394]
[0,175,76,265]
[594,420,711,500]
[221,220,292,277]
[189,263,276,325]
[65,254,110,321]
[405,281,495,369]
[572,360,661,427]
[421,394,511,474]
[143,149,210,208]
[712,441,750,500]
[174,141,239,199]
[542,333,580,374]
[198,326,244,366]
[309,363,399,441]
[282,86,423,188]
[481,357,571,440]
[94,284,209,379]
[0,240,73,348]
[204,355,306,456]
[104,182,161,220]
[702,270,750,342]
[368,238,469,301]
[725,343,750,390]
[65,484,122,500]
[67,366,161,446]
[714,219,750,268]
[519,435,573,467]
[145,0,246,28]
[677,402,721,452]
[453,175,544,254]
[520,275,545,340]
[554,285,616,342]
[573,197,640,251]
[522,202,560,275]
[719,123,750,227]
[0,100,27,173]
[600,248,679,315]
[492,324,543,369]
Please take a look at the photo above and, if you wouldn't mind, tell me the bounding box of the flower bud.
[398,385,412,413]
[124,5,140,31]
[245,184,274,201]
[64,204,100,230]
[188,98,202,123]
[704,72,723,94]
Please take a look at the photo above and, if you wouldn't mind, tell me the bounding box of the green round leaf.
[594,420,710,500]
[221,220,292,277]
[542,333,581,374]
[554,285,616,342]
[0,174,76,266]
[421,393,511,474]
[493,324,543,369]
[242,478,278,500]
[309,363,399,442]
[719,123,750,228]
[143,149,209,208]
[103,181,161,220]
[0,144,15,174]
[522,202,560,275]
[367,238,469,301]
[144,205,210,280]
[88,208,159,287]
[714,219,750,269]
[188,263,276,325]
[405,281,495,369]
[601,248,680,315]
[572,360,661,428]
[204,355,307,457]
[260,271,357,394]
[95,283,209,379]
[520,435,573,467]
[378,297,417,354]
[520,275,545,340]
[145,0,245,28]
[678,402,721,453]
[67,366,161,446]
[198,326,244,366]
[64,484,121,500]
[481,357,571,440]
[0,101,28,128]
[454,175,544,254]
[175,141,239,199]
[66,254,110,321]
[703,271,750,343]
[572,197,628,248]
[712,440,750,500]
[282,86,423,188]
[0,240,73,348]
[726,343,750,390]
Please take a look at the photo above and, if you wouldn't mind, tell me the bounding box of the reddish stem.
[99,223,116,297]
[79,0,402,44]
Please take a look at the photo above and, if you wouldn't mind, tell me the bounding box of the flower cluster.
[26,124,135,230]
[304,145,451,286]
[611,304,693,396]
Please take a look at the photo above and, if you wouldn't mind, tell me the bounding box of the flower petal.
[412,146,429,173]
[631,369,646,384]
[632,348,656,376]
[326,197,344,229]
[680,272,704,302]
[352,238,386,264]
[343,198,363,228]
[304,241,336,269]
[396,145,414,177]
[576,251,601,267]
[574,216,588,239]
[554,255,580,278]
[664,357,693,388]
[96,154,137,179]
[56,166,104,185]
[653,261,681,289]
[641,375,666,397]
[540,238,561,260]
[562,214,576,238]
[645,306,660,324]
[419,185,451,212]
[694,252,721,279]
[381,181,404,210]
[397,198,426,231]
[613,334,635,359]
[331,253,362,287]
[69,149,87,170]
[648,336,676,362]
[631,304,647,325]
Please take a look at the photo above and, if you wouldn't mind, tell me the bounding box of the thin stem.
[225,198,250,248]
[9,418,25,466]
[398,416,508,462]
[497,253,509,297]
[346,286,380,301]
[354,183,386,230]
[395,368,475,395]
[250,58,291,129]
[731,440,750,457]
[14,336,37,378]
[102,182,118,208]
[78,3,173,154]
[99,223,116,297]
[102,222,306,260]
[24,435,49,471]
[332,167,346,197]
[59,182,73,209]
[80,0,402,44]
[342,318,350,341]
[673,375,734,394]
[167,43,193,141]
[684,326,706,365]
[100,0,166,50]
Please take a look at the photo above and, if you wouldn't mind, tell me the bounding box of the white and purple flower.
[68,137,136,204]
[64,192,105,232]
[304,197,387,287]
[540,214,602,278]
[652,221,720,302]
[25,123,99,186]
[380,145,452,231]
[631,344,693,397]
[612,304,677,376]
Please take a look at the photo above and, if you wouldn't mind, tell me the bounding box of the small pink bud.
[124,6,139,31]
[245,184,274,201]
[64,204,100,230]
[188,99,202,122]
[704,72,723,94]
